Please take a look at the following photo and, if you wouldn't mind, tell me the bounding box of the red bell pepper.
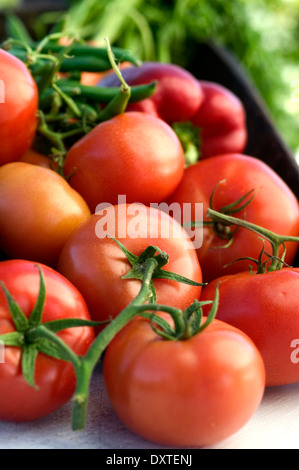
[190,80,247,158]
[100,61,203,122]
[99,61,247,161]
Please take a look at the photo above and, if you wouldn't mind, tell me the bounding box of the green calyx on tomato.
[186,180,256,248]
[0,265,102,389]
[109,235,205,303]
[134,283,219,341]
[207,185,256,247]
[207,207,299,273]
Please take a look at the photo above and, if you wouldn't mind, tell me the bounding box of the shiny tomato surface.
[0,162,91,267]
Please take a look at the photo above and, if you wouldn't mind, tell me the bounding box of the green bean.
[35,42,141,66]
[38,80,156,110]
[58,79,156,103]
[59,56,111,72]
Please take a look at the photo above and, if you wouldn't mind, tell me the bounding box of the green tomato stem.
[94,37,131,121]
[71,256,159,431]
[207,208,299,271]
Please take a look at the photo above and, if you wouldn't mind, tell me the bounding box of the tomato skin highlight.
[58,204,203,329]
[167,153,299,282]
[63,111,185,212]
[0,50,38,166]
[201,268,299,387]
[103,314,265,447]
[0,162,91,267]
[0,259,95,422]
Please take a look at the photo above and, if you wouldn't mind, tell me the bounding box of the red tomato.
[167,153,299,282]
[0,259,95,422]
[20,148,58,170]
[201,268,299,387]
[103,313,265,447]
[0,49,38,166]
[58,204,203,329]
[0,162,91,267]
[63,112,185,212]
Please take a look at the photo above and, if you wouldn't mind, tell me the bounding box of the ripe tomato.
[20,148,58,170]
[58,204,203,328]
[0,259,95,422]
[0,49,38,166]
[103,313,265,447]
[201,268,299,387]
[167,153,299,282]
[63,112,185,212]
[0,162,91,267]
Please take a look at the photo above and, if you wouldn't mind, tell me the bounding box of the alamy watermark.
[0,340,4,363]
[290,339,299,364]
[0,80,5,103]
[95,195,204,249]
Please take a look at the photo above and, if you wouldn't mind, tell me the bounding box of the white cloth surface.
[1,366,299,449]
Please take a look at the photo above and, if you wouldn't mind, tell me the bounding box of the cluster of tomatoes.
[1,39,299,449]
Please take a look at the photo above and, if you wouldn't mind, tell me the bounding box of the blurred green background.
[1,0,299,160]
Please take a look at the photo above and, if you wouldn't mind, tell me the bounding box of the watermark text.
[0,80,5,103]
[95,195,203,249]
[0,340,4,363]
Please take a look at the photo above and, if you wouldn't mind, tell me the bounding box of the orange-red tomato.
[58,204,203,328]
[63,112,185,212]
[103,313,265,447]
[0,162,91,267]
[0,49,38,165]
[201,267,299,387]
